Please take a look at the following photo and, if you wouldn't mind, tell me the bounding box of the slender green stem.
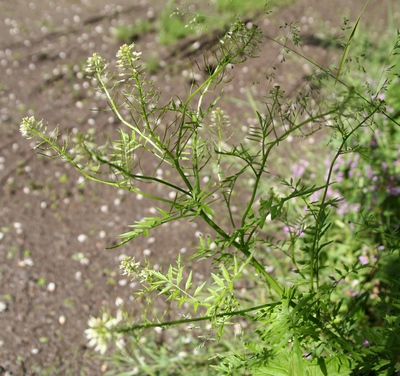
[94,154,191,196]
[199,211,283,297]
[241,109,337,233]
[309,102,381,292]
[95,70,165,159]
[115,301,280,333]
[263,33,400,127]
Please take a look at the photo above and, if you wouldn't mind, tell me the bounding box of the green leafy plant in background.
[115,0,295,47]
[112,20,152,45]
[20,2,400,375]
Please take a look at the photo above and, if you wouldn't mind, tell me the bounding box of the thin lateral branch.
[115,301,280,332]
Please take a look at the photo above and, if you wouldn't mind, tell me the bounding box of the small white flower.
[86,53,107,74]
[120,256,140,277]
[20,116,43,139]
[116,44,142,75]
[85,310,123,354]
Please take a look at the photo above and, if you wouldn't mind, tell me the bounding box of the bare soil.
[0,0,397,374]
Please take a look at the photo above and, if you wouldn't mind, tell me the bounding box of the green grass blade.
[335,0,370,84]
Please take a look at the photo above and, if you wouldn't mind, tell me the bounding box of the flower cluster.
[85,53,108,75]
[85,310,124,354]
[20,116,43,140]
[120,256,141,277]
[116,43,142,76]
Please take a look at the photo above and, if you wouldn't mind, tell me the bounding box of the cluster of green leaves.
[20,4,400,376]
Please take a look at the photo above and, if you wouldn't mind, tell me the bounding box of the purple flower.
[389,187,400,196]
[283,225,304,238]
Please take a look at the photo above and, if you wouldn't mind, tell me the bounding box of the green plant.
[20,7,400,376]
[159,1,193,45]
[112,20,152,45]
[144,54,161,74]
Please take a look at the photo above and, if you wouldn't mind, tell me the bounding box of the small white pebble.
[136,194,143,201]
[40,201,47,209]
[80,257,90,265]
[178,351,187,358]
[0,302,7,312]
[182,336,191,344]
[47,282,56,292]
[118,254,128,261]
[114,198,121,206]
[143,249,151,256]
[265,265,274,273]
[99,230,106,239]
[77,234,87,243]
[13,222,22,230]
[75,271,82,281]
[23,187,30,194]
[59,315,66,325]
[115,297,123,306]
[168,191,176,199]
[118,279,128,286]
[31,348,40,355]
[180,247,187,254]
[24,258,34,266]
[147,237,155,244]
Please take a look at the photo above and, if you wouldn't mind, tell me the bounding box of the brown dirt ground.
[0,0,398,374]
